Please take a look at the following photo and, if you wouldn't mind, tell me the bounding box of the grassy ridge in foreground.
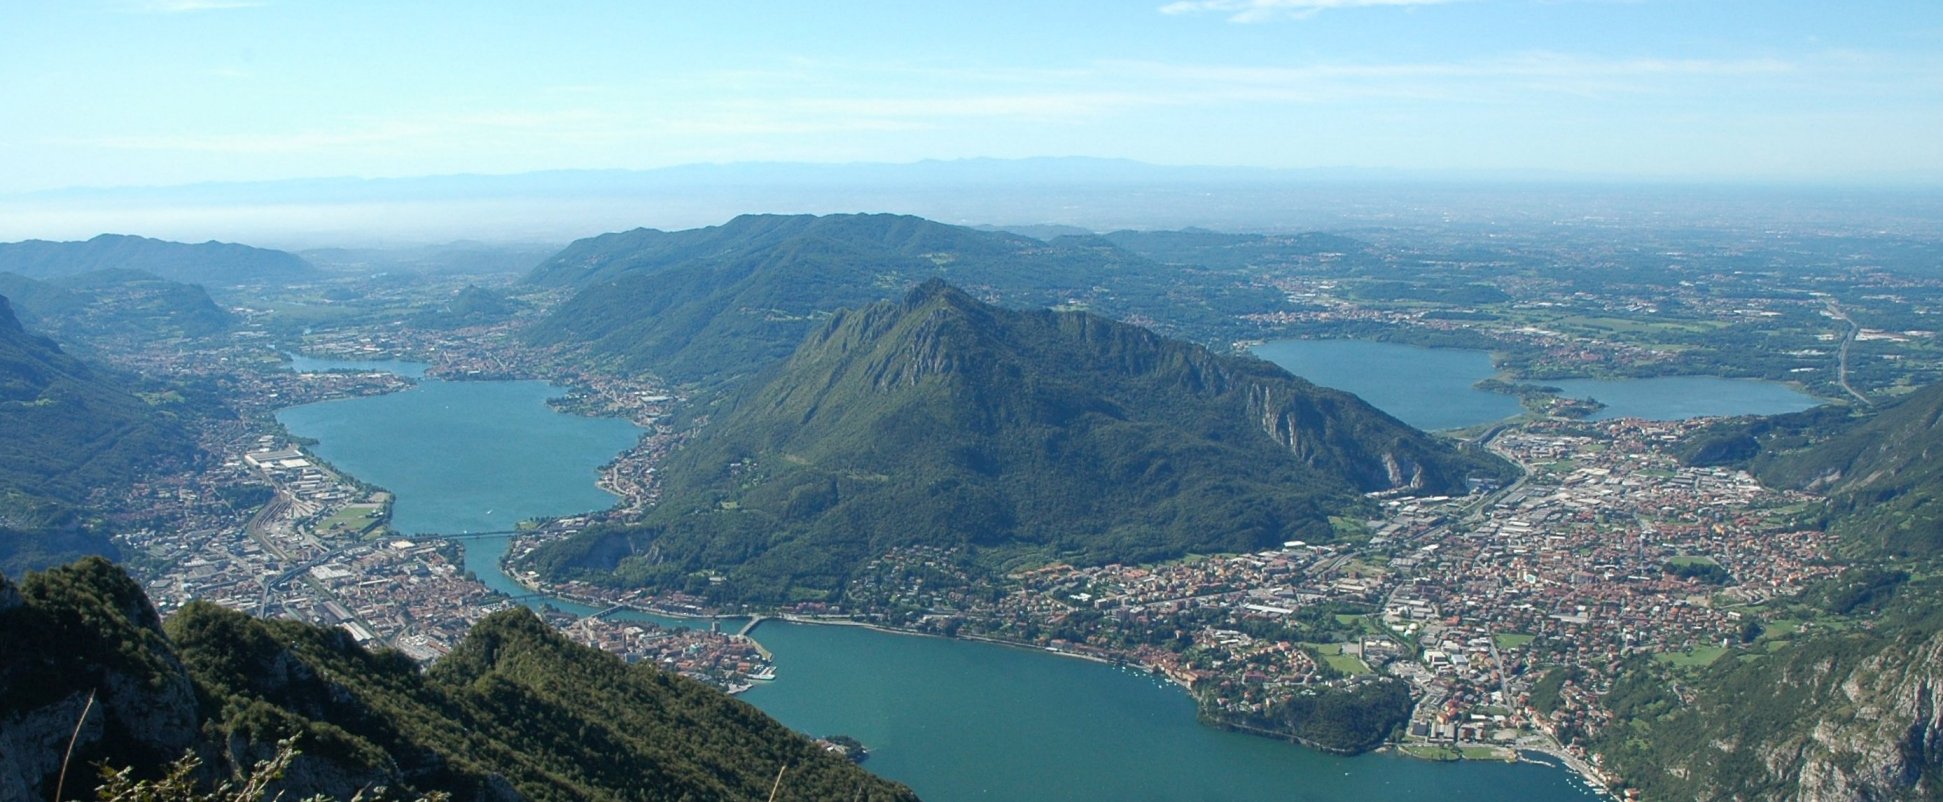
[0,558,915,802]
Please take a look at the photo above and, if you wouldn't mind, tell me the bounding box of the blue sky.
[3,0,1941,191]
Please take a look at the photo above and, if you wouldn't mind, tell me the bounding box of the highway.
[1825,300,1873,407]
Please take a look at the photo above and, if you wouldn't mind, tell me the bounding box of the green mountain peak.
[526,282,1510,603]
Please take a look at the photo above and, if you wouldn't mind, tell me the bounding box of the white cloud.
[790,92,1159,120]
[1159,0,1457,23]
[81,124,434,154]
[1112,53,1792,84]
[130,0,265,13]
[60,52,1808,162]
[1084,53,1796,106]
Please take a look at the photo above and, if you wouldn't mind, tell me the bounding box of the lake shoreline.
[1253,338,1824,428]
[281,358,1609,801]
[756,612,1611,797]
[483,487,1615,793]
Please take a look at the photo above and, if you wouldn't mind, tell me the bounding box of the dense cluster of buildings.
[607,416,1836,770]
[122,350,778,693]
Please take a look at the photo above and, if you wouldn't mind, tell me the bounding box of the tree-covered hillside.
[1750,384,1943,559]
[523,214,1279,391]
[409,284,522,329]
[0,295,197,575]
[1598,389,1943,800]
[1681,385,1943,558]
[0,234,314,287]
[525,212,1094,290]
[0,270,233,345]
[524,281,1509,603]
[1590,576,1943,801]
[0,558,915,802]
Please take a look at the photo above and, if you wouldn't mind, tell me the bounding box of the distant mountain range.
[13,159,1613,205]
[0,234,314,286]
[11,158,1929,246]
[525,280,1510,603]
[0,295,197,575]
[0,557,915,801]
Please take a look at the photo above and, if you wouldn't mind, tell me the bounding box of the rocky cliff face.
[1,690,93,802]
[1786,627,1943,800]
[1242,381,1431,492]
[842,281,1484,494]
[1595,604,1943,801]
[0,558,201,802]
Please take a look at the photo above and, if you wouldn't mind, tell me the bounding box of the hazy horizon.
[5,2,1942,247]
[6,1,1942,195]
[6,158,1943,249]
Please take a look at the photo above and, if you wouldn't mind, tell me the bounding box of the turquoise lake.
[274,360,1602,802]
[1548,376,1821,421]
[741,622,1601,802]
[1251,340,1521,431]
[277,377,641,535]
[1253,339,1821,429]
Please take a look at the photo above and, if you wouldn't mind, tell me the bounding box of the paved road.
[1826,301,1873,407]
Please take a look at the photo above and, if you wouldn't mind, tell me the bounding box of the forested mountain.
[0,558,916,802]
[409,284,522,329]
[0,234,314,286]
[0,296,196,575]
[524,281,1509,603]
[1683,385,1943,558]
[525,212,1104,290]
[523,214,1278,390]
[1597,390,1943,800]
[0,270,233,344]
[1749,384,1943,558]
[1591,590,1943,801]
